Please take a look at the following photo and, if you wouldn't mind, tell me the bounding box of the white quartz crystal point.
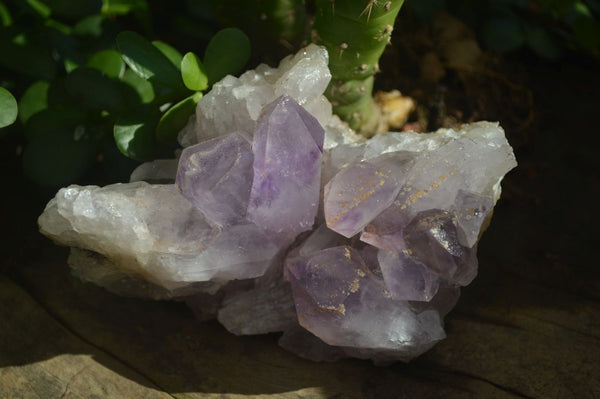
[184,43,333,146]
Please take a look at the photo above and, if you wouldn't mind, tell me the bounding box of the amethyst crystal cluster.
[39,45,517,363]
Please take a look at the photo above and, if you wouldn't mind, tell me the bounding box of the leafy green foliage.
[156,92,202,143]
[181,52,208,91]
[0,0,252,187]
[114,107,158,161]
[18,81,50,124]
[204,28,251,84]
[0,87,17,128]
[86,49,126,78]
[117,31,185,90]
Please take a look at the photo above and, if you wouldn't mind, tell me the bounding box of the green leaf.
[114,107,157,161]
[87,49,126,78]
[156,92,202,143]
[0,87,17,128]
[0,1,12,27]
[73,14,104,37]
[65,67,124,113]
[25,107,86,141]
[203,28,251,84]
[0,38,57,80]
[152,41,183,69]
[117,31,185,90]
[121,68,155,103]
[19,81,50,124]
[181,52,208,91]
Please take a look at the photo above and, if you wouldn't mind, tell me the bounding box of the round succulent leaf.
[156,92,202,143]
[181,52,208,91]
[87,49,126,78]
[114,108,157,161]
[0,87,17,128]
[203,28,251,84]
[24,107,86,141]
[121,68,155,103]
[152,40,183,69]
[73,14,103,36]
[65,67,124,113]
[19,81,50,124]
[117,31,185,90]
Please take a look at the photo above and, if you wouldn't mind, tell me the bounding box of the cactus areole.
[312,0,404,135]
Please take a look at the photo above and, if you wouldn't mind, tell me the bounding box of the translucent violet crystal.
[38,44,517,364]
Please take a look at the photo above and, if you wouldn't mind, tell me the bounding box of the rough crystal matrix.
[38,45,517,364]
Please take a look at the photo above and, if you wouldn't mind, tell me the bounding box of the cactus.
[312,0,404,135]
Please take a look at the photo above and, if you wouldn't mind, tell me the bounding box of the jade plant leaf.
[204,28,251,84]
[19,81,50,124]
[152,41,183,69]
[117,31,185,90]
[114,107,158,161]
[87,49,126,78]
[156,92,202,143]
[181,52,208,91]
[0,87,17,128]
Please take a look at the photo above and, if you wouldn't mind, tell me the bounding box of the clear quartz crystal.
[38,45,517,364]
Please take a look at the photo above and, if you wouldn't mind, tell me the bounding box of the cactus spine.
[312,0,404,135]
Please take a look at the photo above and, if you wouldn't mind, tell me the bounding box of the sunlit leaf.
[0,87,17,128]
[156,92,201,143]
[87,49,126,78]
[152,40,183,69]
[204,28,251,84]
[181,52,208,91]
[117,31,185,90]
[19,81,50,124]
[121,68,155,103]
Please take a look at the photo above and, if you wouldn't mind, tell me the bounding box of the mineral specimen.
[38,44,517,364]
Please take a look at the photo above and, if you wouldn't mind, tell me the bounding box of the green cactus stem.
[312,0,404,135]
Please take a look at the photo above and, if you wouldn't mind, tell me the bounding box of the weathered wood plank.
[4,247,529,399]
[0,275,171,399]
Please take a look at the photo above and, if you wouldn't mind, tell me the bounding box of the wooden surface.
[2,64,600,398]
